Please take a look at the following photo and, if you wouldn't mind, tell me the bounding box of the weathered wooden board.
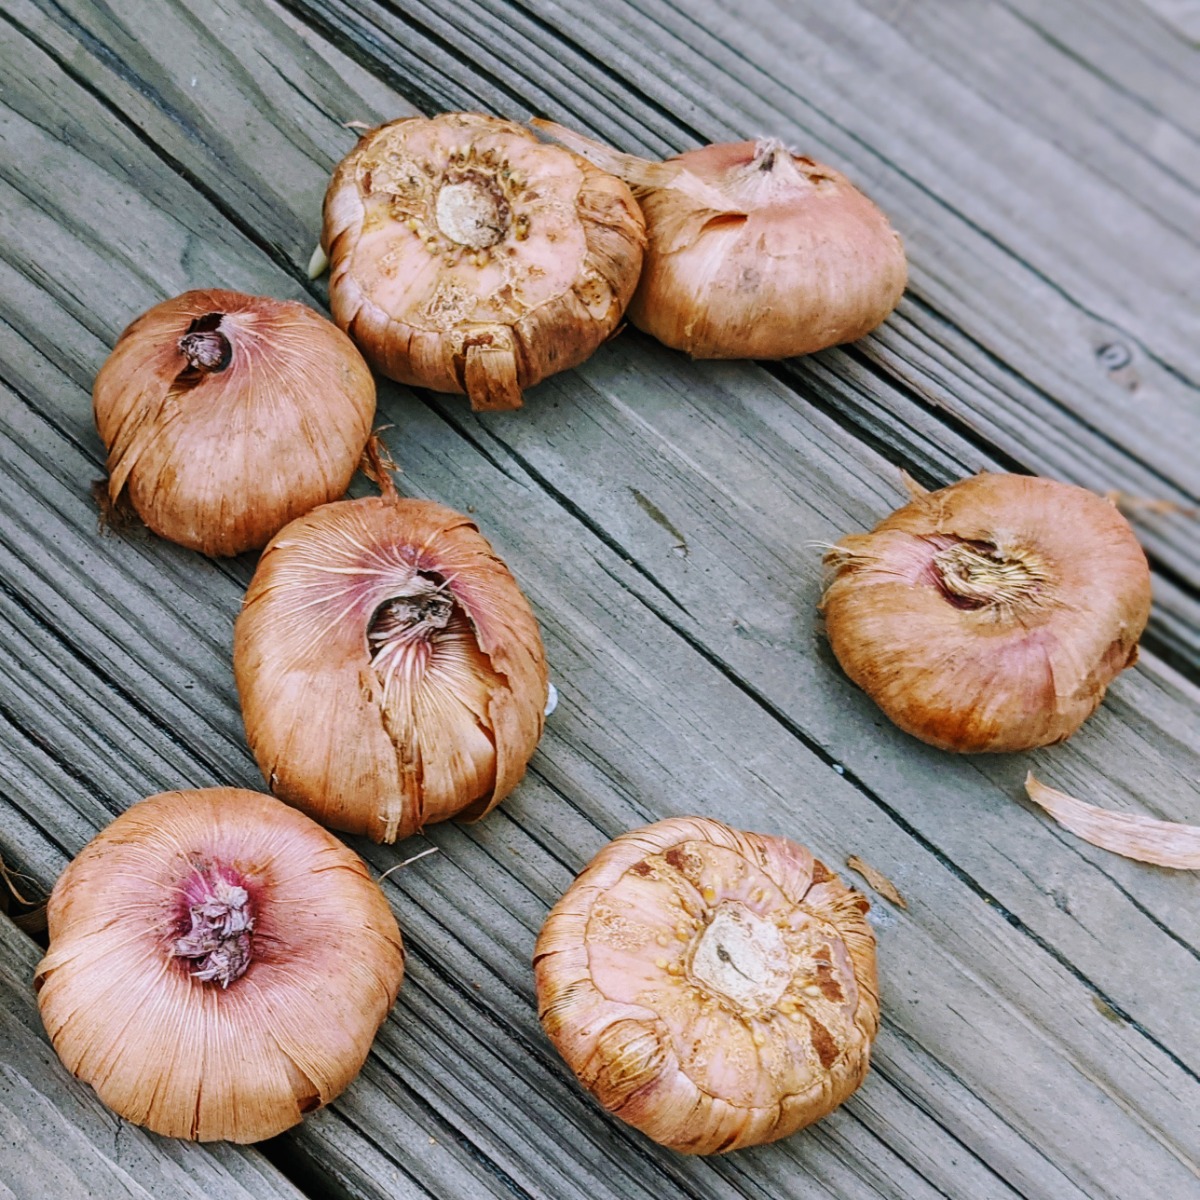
[6,368,1200,1198]
[0,1,1197,1199]
[0,913,306,1200]
[285,0,1200,673]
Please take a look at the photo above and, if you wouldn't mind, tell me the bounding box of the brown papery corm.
[319,112,646,410]
[533,120,907,359]
[35,789,404,1142]
[821,473,1152,752]
[234,462,548,842]
[534,817,879,1154]
[93,290,376,556]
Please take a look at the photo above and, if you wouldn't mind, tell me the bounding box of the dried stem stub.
[177,312,232,374]
[171,867,255,987]
[930,539,1049,612]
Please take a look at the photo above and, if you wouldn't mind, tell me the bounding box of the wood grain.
[0,1,1197,1198]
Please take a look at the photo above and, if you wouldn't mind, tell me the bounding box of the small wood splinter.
[846,856,908,909]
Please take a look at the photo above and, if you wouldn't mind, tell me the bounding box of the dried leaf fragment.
[0,855,48,934]
[1025,774,1200,870]
[13,905,48,936]
[846,856,908,908]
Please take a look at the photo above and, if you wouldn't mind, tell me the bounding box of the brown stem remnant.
[171,869,254,987]
[368,577,454,659]
[178,312,232,374]
[361,434,401,503]
[931,540,1047,612]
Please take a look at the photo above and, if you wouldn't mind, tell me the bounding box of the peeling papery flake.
[1025,773,1200,869]
[845,856,907,909]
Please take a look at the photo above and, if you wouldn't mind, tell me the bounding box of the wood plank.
[860,0,1200,209]
[12,0,1199,675]
[3,389,1198,1198]
[983,0,1200,254]
[0,914,306,1200]
[1,2,1198,1198]
[18,0,1200,1089]
[283,0,1200,671]
[1116,0,1200,46]
[0,401,971,1199]
[3,339,1198,1195]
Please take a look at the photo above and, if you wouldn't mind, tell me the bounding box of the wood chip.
[846,855,908,908]
[1025,773,1200,870]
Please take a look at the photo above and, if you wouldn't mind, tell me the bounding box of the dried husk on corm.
[319,112,646,410]
[35,789,404,1142]
[93,289,375,556]
[821,473,1152,752]
[234,459,548,842]
[533,120,907,359]
[535,817,879,1154]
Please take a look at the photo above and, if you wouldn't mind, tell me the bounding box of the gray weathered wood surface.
[0,1,1196,1198]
